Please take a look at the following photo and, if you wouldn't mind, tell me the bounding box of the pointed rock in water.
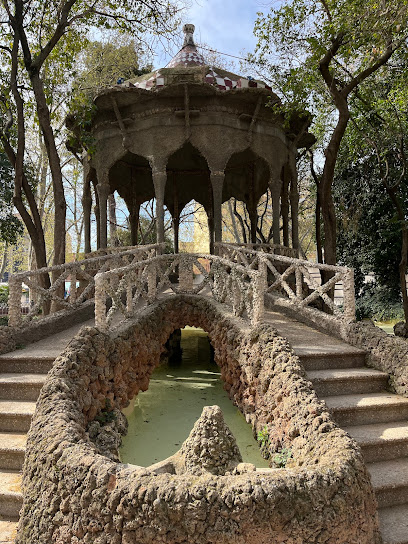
[180,405,242,475]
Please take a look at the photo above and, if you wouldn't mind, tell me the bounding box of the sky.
[154,0,274,69]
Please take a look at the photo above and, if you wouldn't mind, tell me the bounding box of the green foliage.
[272,447,293,468]
[95,398,116,425]
[356,284,404,321]
[66,38,153,155]
[0,285,8,304]
[0,316,8,326]
[114,214,174,254]
[257,425,270,448]
[0,151,23,245]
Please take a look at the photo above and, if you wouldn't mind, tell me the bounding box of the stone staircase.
[0,310,407,543]
[302,349,408,544]
[0,354,53,543]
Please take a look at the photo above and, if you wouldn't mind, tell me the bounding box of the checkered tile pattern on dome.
[167,45,206,68]
[128,67,271,93]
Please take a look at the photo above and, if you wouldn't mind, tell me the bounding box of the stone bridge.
[0,244,406,543]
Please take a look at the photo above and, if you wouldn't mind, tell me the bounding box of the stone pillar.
[96,180,109,250]
[151,162,167,245]
[130,203,140,246]
[82,179,92,255]
[207,207,215,255]
[210,170,225,244]
[173,215,180,254]
[248,205,258,244]
[271,187,281,245]
[94,187,100,250]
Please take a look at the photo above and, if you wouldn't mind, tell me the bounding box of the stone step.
[322,393,408,427]
[344,422,408,463]
[378,503,408,544]
[0,434,26,471]
[0,518,18,543]
[0,471,22,519]
[298,351,366,371]
[368,459,408,508]
[0,374,46,402]
[307,368,389,397]
[0,356,54,375]
[0,401,36,433]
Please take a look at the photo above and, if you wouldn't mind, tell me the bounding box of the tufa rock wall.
[17,295,380,544]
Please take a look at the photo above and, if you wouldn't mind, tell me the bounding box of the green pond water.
[119,327,269,468]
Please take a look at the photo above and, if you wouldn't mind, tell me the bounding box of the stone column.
[130,203,140,246]
[82,179,92,255]
[96,180,109,250]
[94,187,100,250]
[210,170,225,244]
[151,162,167,245]
[271,186,281,246]
[248,205,258,244]
[173,214,180,254]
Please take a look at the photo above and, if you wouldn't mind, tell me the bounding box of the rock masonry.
[16,295,380,543]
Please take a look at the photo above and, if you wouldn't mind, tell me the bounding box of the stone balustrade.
[220,242,299,258]
[94,253,266,331]
[216,243,356,321]
[8,244,164,327]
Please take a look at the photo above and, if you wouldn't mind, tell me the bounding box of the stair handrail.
[215,243,356,321]
[219,242,299,258]
[8,244,165,327]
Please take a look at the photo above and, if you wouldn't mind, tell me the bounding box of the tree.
[254,0,408,265]
[335,64,408,325]
[0,149,22,245]
[0,0,181,275]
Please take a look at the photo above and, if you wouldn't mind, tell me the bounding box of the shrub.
[0,285,8,304]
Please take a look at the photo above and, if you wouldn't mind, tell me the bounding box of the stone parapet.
[17,295,379,543]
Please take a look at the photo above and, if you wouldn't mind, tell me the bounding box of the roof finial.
[183,24,195,47]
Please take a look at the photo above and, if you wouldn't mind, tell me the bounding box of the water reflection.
[120,327,268,467]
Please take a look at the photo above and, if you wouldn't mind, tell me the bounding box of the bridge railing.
[215,243,356,321]
[219,242,299,258]
[8,244,164,327]
[94,253,266,331]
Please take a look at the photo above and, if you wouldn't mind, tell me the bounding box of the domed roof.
[167,24,206,68]
[121,24,271,93]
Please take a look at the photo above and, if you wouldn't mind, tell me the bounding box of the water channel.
[120,327,269,468]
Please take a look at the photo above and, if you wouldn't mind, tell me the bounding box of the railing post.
[94,273,108,332]
[148,262,157,300]
[252,257,266,325]
[343,268,356,321]
[70,272,77,304]
[126,276,133,314]
[8,277,22,327]
[179,256,193,293]
[295,267,303,300]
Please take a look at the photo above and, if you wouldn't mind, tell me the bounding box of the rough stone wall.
[343,320,408,398]
[0,325,16,354]
[17,295,380,544]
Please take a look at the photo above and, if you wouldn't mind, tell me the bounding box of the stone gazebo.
[82,24,314,253]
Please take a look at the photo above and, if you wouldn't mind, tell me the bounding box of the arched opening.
[224,149,270,243]
[109,152,155,246]
[120,322,269,468]
[165,143,213,253]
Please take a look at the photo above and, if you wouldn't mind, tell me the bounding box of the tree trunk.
[30,71,66,268]
[108,193,119,246]
[320,108,350,265]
